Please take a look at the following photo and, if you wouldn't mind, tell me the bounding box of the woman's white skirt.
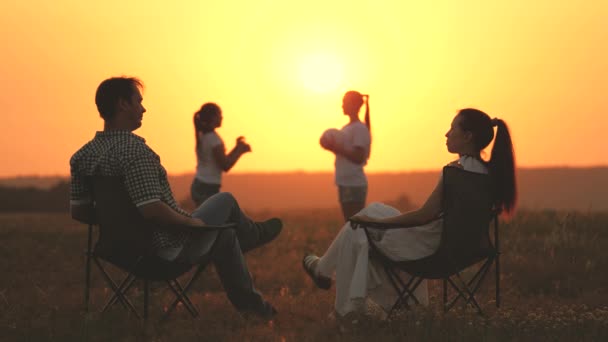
[319,202,442,316]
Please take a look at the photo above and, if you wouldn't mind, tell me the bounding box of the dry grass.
[1,209,608,341]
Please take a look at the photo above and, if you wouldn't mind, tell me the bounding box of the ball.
[320,128,344,150]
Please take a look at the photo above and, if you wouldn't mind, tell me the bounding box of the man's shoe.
[255,218,283,246]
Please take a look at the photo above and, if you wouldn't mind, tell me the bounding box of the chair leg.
[384,267,407,318]
[85,252,92,313]
[388,277,423,319]
[102,273,136,312]
[171,279,199,316]
[407,277,424,306]
[467,259,494,302]
[495,253,500,308]
[94,260,140,318]
[443,278,448,313]
[383,267,424,319]
[454,273,483,314]
[445,258,494,314]
[445,277,463,311]
[162,265,207,321]
[452,258,493,308]
[445,273,484,314]
[144,280,149,321]
[165,280,198,317]
[84,224,94,313]
[103,274,135,310]
[446,276,481,313]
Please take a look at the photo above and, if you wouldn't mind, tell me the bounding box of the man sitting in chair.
[70,76,281,319]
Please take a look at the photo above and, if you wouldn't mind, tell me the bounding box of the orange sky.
[0,1,606,177]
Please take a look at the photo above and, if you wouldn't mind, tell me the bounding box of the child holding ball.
[320,91,371,221]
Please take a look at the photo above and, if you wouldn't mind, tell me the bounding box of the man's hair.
[95,77,144,120]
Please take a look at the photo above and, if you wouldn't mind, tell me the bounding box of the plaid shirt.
[70,130,190,250]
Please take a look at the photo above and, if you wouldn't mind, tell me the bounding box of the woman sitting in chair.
[302,108,516,320]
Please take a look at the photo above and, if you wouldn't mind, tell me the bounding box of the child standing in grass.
[320,91,371,221]
[191,103,251,206]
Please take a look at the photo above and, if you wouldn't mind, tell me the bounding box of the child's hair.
[343,91,371,132]
[193,102,221,151]
[362,94,370,132]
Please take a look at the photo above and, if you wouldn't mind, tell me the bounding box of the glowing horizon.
[0,1,607,178]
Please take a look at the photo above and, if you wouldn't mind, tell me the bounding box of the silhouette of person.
[320,91,371,221]
[305,108,516,320]
[191,103,251,206]
[70,77,281,319]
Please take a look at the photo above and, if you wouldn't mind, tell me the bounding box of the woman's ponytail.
[457,109,517,215]
[489,118,517,214]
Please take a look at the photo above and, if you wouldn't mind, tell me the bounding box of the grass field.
[1,208,608,341]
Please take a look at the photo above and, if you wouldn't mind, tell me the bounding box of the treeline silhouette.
[1,167,608,212]
[0,181,70,212]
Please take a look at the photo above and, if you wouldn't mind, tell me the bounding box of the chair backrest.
[88,176,155,268]
[437,166,495,268]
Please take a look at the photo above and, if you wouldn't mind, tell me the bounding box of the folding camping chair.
[351,166,500,318]
[82,176,235,321]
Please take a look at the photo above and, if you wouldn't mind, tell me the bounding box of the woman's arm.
[353,176,444,227]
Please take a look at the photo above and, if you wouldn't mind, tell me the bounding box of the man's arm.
[71,200,206,229]
[137,201,206,228]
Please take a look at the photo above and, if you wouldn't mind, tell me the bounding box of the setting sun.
[298,52,344,93]
[0,0,606,177]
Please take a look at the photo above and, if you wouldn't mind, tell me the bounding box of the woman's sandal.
[302,254,332,290]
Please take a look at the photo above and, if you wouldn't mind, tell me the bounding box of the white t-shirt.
[458,155,488,174]
[195,131,224,185]
[335,121,371,186]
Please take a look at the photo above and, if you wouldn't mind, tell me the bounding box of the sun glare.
[298,52,344,93]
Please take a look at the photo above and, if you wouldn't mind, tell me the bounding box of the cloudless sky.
[0,0,606,177]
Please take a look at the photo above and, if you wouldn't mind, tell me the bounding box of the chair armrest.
[349,211,444,230]
[349,219,409,230]
[167,222,237,233]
